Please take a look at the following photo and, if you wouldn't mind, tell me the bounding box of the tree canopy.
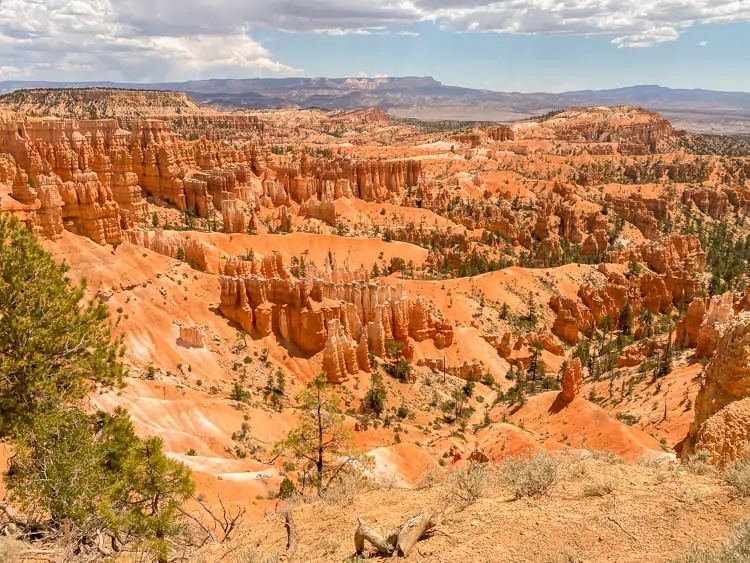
[0,214,124,434]
[0,215,193,561]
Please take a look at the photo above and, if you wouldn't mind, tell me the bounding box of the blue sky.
[0,1,748,93]
[255,22,750,93]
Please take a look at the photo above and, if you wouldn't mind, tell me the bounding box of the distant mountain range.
[2,77,750,137]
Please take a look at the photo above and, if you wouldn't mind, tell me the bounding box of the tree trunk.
[354,517,394,555]
[354,509,438,557]
[283,505,298,562]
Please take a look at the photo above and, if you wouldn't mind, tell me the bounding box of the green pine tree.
[0,215,124,434]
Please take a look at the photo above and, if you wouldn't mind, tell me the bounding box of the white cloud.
[109,1,750,50]
[0,0,746,81]
[0,0,297,81]
[426,0,750,47]
[699,40,708,47]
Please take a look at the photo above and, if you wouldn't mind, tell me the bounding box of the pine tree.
[0,215,124,435]
[1,217,193,558]
[107,437,194,563]
[364,372,387,416]
[618,302,634,336]
[275,374,361,494]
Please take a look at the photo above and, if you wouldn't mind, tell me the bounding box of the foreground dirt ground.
[193,456,748,563]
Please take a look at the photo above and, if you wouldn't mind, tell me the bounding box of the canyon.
[1,89,750,561]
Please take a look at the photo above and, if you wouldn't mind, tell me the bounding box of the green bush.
[278,477,297,499]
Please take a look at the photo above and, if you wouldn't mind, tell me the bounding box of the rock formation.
[178,325,205,348]
[218,253,453,381]
[560,358,583,403]
[684,313,750,464]
[696,293,737,359]
[123,229,214,272]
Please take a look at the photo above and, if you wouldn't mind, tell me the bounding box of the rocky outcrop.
[14,171,123,245]
[274,152,423,203]
[123,229,214,272]
[550,297,594,345]
[0,112,281,243]
[218,253,453,381]
[322,319,357,383]
[606,194,667,240]
[682,186,730,219]
[618,338,657,368]
[678,297,707,349]
[696,293,736,359]
[221,196,247,233]
[299,193,336,224]
[606,235,706,307]
[560,358,583,403]
[414,358,483,381]
[178,325,205,348]
[685,313,750,464]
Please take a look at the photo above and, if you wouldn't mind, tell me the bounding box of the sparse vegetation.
[501,453,561,499]
[446,461,494,506]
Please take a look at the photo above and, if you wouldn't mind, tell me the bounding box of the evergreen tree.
[363,372,387,416]
[107,437,194,563]
[0,217,193,559]
[276,374,360,494]
[6,406,112,529]
[618,302,634,336]
[0,215,124,435]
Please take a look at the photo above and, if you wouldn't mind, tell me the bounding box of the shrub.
[384,359,413,383]
[616,412,641,426]
[724,455,750,498]
[447,461,494,505]
[230,382,251,403]
[278,477,297,500]
[685,450,713,475]
[671,518,750,562]
[583,475,618,497]
[501,453,560,499]
[319,471,361,506]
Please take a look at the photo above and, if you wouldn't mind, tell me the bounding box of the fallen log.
[354,508,438,557]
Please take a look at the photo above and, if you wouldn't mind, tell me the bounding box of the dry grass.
[190,453,744,563]
[583,474,619,497]
[319,471,364,506]
[445,461,495,506]
[724,458,750,498]
[0,537,25,562]
[231,548,281,563]
[501,453,561,499]
[686,451,714,476]
[671,518,750,562]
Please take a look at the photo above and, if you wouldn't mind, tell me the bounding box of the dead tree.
[354,508,438,557]
[180,495,246,546]
[282,504,298,562]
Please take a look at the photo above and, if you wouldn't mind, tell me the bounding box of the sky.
[0,0,749,93]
